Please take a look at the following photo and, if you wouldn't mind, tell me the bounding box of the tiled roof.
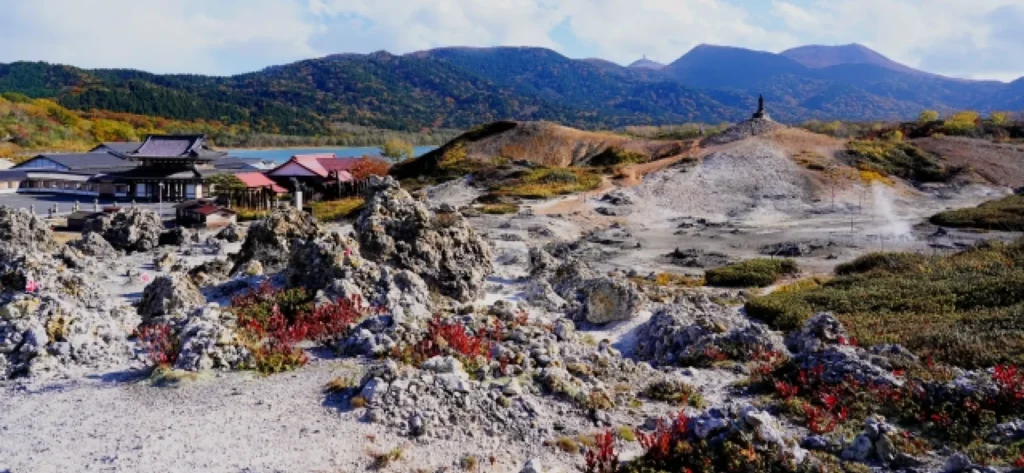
[129,135,226,160]
[0,170,27,181]
[191,205,236,216]
[273,154,361,180]
[213,156,262,171]
[235,172,287,193]
[21,153,137,172]
[91,142,142,155]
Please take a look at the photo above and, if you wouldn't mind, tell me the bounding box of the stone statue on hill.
[752,94,769,120]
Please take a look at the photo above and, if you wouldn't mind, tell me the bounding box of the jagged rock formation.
[0,206,57,253]
[68,232,117,258]
[215,223,244,243]
[701,117,787,146]
[635,295,785,366]
[137,273,207,323]
[0,209,135,379]
[528,246,643,324]
[171,305,251,371]
[83,207,164,253]
[159,226,199,246]
[356,176,493,302]
[786,313,911,385]
[232,207,320,273]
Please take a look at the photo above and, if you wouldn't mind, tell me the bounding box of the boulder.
[0,244,135,379]
[233,207,320,273]
[137,273,206,322]
[582,277,643,324]
[188,259,231,287]
[356,176,493,302]
[172,305,251,371]
[68,232,117,258]
[634,295,785,366]
[215,222,244,243]
[0,206,57,253]
[159,226,198,246]
[84,208,164,253]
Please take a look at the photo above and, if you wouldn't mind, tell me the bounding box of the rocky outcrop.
[188,259,231,287]
[289,231,432,325]
[0,227,136,379]
[68,232,117,258]
[233,207,320,273]
[786,313,908,385]
[137,273,206,323]
[701,117,787,146]
[356,176,492,302]
[84,208,164,253]
[172,305,251,371]
[159,226,199,246]
[635,295,785,366]
[215,222,244,243]
[0,206,57,253]
[581,277,643,324]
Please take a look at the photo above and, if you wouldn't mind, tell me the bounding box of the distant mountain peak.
[780,43,924,75]
[627,56,665,70]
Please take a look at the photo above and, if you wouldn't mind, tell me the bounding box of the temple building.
[2,134,269,201]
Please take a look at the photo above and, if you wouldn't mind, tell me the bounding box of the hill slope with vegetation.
[2,44,1022,135]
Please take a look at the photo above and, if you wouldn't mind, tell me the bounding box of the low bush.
[477,203,520,215]
[590,147,649,167]
[845,140,958,183]
[930,195,1024,231]
[309,197,365,222]
[745,241,1024,368]
[492,167,602,199]
[642,379,704,407]
[137,323,181,367]
[704,259,799,288]
[230,282,367,374]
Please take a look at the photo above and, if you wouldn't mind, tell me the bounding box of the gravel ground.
[0,358,574,473]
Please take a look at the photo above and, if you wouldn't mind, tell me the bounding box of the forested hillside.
[1,43,1021,136]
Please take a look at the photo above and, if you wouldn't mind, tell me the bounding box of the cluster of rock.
[634,295,785,366]
[0,207,136,379]
[83,207,164,253]
[169,304,252,372]
[137,273,207,323]
[701,114,787,147]
[356,358,545,441]
[231,207,320,273]
[356,176,493,302]
[352,309,662,441]
[289,232,432,330]
[786,313,909,385]
[526,246,644,325]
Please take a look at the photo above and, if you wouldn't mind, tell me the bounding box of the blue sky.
[1,0,1022,81]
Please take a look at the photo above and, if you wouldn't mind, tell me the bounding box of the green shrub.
[492,167,602,199]
[705,259,800,288]
[930,195,1024,231]
[590,147,649,167]
[477,203,520,214]
[309,197,365,222]
[745,240,1024,368]
[845,140,957,183]
[834,252,929,275]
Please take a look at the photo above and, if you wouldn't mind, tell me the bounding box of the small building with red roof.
[266,153,363,199]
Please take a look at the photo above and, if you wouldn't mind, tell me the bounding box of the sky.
[1,0,1022,82]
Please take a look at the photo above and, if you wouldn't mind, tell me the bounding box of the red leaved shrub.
[137,323,180,367]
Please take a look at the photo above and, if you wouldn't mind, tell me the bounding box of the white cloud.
[560,0,800,64]
[0,0,319,74]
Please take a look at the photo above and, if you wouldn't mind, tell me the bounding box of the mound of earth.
[702,117,788,146]
[390,121,688,179]
[624,137,818,222]
[913,136,1024,188]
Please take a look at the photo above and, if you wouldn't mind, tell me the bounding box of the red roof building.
[266,154,358,183]
[234,172,287,194]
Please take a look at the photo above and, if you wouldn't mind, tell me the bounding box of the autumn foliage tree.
[349,156,391,181]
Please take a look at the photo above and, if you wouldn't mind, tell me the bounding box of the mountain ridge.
[0,43,1020,134]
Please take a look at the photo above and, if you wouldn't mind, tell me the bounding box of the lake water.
[226,146,437,163]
